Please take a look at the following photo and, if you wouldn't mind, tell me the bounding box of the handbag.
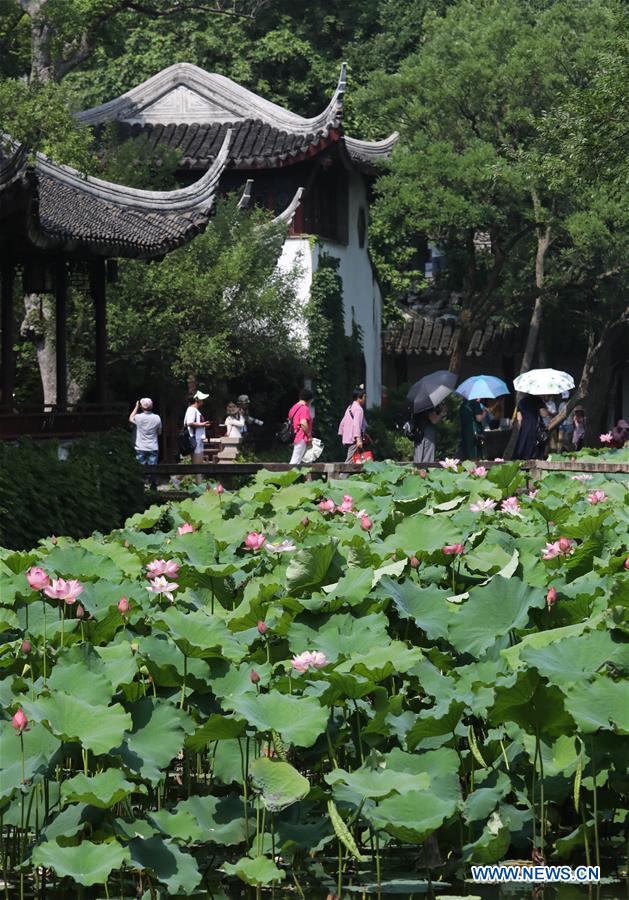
[352,450,375,464]
[302,438,324,464]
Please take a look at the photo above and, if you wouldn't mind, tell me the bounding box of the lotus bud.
[558,536,571,552]
[409,556,420,569]
[50,535,57,545]
[25,566,50,591]
[624,557,629,570]
[419,469,427,478]
[546,586,557,610]
[118,597,130,615]
[250,668,260,684]
[21,640,31,654]
[215,483,225,495]
[75,604,85,619]
[360,514,373,532]
[11,708,28,734]
[302,516,310,527]
[257,620,267,635]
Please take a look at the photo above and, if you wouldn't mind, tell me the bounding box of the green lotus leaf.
[462,811,511,863]
[463,772,512,823]
[222,855,285,886]
[288,611,389,661]
[250,757,310,811]
[384,747,462,803]
[128,835,201,894]
[78,537,142,577]
[563,677,629,733]
[31,840,129,886]
[227,693,328,747]
[286,541,341,593]
[112,697,195,783]
[175,794,248,845]
[137,633,209,687]
[336,642,422,681]
[326,764,429,799]
[383,513,464,555]
[22,693,131,755]
[378,577,452,639]
[323,566,374,605]
[152,606,244,660]
[94,641,138,688]
[366,789,458,843]
[147,808,202,842]
[47,654,114,706]
[405,701,465,751]
[40,803,104,841]
[186,714,247,750]
[0,721,61,803]
[61,769,142,808]
[502,619,594,668]
[521,630,627,686]
[448,577,541,658]
[43,545,123,581]
[490,670,574,737]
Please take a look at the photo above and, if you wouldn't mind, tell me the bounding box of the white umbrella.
[513,368,575,396]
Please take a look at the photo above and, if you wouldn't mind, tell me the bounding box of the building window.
[302,164,348,243]
[357,206,366,248]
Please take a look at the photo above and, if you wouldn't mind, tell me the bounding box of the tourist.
[458,398,484,459]
[338,385,367,463]
[557,391,572,451]
[513,394,549,460]
[413,405,444,464]
[223,402,246,439]
[287,388,314,465]
[184,390,211,483]
[571,407,586,451]
[237,394,264,436]
[129,398,162,486]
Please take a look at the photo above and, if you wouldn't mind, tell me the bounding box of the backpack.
[276,413,296,444]
[401,406,424,444]
[178,427,194,458]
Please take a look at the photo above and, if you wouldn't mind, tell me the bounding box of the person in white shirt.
[184,390,210,482]
[129,397,162,487]
[223,402,246,439]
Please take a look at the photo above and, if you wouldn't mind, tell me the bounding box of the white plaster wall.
[276,237,312,346]
[313,170,382,406]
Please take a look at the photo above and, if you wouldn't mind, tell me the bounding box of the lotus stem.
[590,736,601,871]
[60,603,65,649]
[42,600,47,684]
[238,738,250,843]
[580,802,591,867]
[375,828,382,893]
[180,654,188,709]
[352,701,364,764]
[337,841,343,897]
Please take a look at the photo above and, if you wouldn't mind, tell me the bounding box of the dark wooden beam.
[1,264,15,410]
[55,262,68,411]
[90,260,107,403]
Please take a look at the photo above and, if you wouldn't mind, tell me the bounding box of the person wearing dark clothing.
[513,394,549,460]
[413,406,444,463]
[459,399,484,459]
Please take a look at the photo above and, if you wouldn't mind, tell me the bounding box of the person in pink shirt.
[288,388,314,465]
[338,386,367,462]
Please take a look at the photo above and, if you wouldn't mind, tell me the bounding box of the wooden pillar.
[55,262,68,411]
[90,260,107,404]
[1,263,15,410]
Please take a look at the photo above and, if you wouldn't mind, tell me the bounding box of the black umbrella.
[407,370,458,414]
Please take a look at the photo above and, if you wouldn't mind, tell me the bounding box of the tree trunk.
[29,3,55,83]
[20,293,81,406]
[504,192,551,459]
[448,309,472,377]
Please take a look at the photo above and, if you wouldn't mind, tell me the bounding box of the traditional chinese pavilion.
[79,63,397,404]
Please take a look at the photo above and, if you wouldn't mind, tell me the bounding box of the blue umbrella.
[456,375,510,400]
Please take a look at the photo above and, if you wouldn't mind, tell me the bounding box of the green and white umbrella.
[513,368,575,396]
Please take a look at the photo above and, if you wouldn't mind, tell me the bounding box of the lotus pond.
[1,459,627,899]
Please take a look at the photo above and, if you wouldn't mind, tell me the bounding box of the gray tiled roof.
[384,310,520,357]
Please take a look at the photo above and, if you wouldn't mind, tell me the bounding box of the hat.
[237,394,250,404]
[140,397,153,410]
[193,390,209,400]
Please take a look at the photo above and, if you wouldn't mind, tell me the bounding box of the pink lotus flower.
[439,458,460,471]
[21,640,31,654]
[338,493,354,513]
[11,709,28,734]
[257,620,267,635]
[360,514,373,531]
[409,555,420,569]
[177,522,195,535]
[75,604,85,619]
[494,457,505,463]
[44,578,84,605]
[558,536,574,553]
[244,531,266,551]
[528,489,540,498]
[546,586,557,610]
[599,432,613,444]
[302,516,310,527]
[501,496,521,515]
[146,559,180,578]
[319,499,335,513]
[250,668,260,684]
[146,575,179,603]
[265,539,297,553]
[624,557,629,570]
[214,483,225,495]
[542,537,575,560]
[291,650,328,673]
[572,474,592,482]
[418,469,427,478]
[118,597,130,615]
[471,466,487,477]
[26,567,50,591]
[443,543,465,556]
[470,498,497,513]
[587,490,607,505]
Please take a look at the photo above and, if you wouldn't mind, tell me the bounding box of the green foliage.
[0,431,146,549]
[96,123,181,189]
[1,460,627,894]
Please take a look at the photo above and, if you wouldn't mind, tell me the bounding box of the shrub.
[0,431,147,549]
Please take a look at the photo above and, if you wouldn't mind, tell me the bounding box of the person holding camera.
[129,398,162,487]
[236,394,264,436]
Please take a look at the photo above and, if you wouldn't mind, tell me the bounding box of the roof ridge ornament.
[271,187,304,226]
